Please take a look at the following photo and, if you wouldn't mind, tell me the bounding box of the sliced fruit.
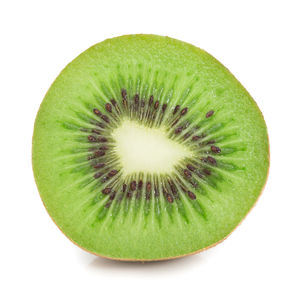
[32,34,269,260]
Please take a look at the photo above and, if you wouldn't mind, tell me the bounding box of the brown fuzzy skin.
[32,35,270,262]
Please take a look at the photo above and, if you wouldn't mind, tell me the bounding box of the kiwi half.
[32,34,269,261]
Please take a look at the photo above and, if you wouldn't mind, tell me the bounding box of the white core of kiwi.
[111,119,193,175]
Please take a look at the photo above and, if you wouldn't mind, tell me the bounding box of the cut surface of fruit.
[112,119,193,174]
[32,34,269,260]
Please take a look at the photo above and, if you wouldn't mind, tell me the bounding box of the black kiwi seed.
[88,135,97,142]
[175,126,183,134]
[187,191,196,200]
[94,163,105,169]
[94,150,105,157]
[183,132,191,139]
[166,193,174,203]
[101,115,110,123]
[109,191,116,200]
[138,180,143,189]
[149,95,154,106]
[187,164,195,172]
[211,145,221,153]
[102,187,112,195]
[206,110,214,118]
[108,170,118,177]
[173,105,180,114]
[207,156,217,165]
[121,89,128,106]
[92,129,101,135]
[184,169,192,177]
[94,172,103,179]
[121,89,127,99]
[206,140,215,145]
[105,202,112,208]
[130,181,137,191]
[146,182,151,192]
[180,107,188,116]
[169,181,177,195]
[93,108,101,116]
[203,169,211,176]
[105,103,112,113]
[146,183,151,200]
[192,135,201,141]
[99,146,108,150]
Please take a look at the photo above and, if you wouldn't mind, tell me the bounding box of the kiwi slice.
[32,34,269,261]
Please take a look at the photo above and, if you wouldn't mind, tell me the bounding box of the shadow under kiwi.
[77,246,218,273]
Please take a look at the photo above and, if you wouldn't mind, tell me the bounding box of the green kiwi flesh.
[32,34,269,261]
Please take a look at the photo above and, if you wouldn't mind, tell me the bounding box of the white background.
[1,1,299,299]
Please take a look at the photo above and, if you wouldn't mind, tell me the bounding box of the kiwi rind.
[32,34,269,260]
